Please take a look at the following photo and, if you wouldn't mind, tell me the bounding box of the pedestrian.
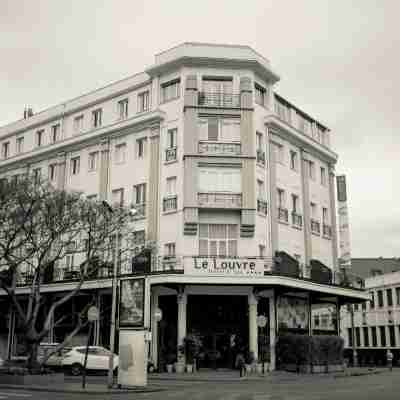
[235,351,245,378]
[386,350,393,371]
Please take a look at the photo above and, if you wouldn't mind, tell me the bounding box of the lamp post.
[103,201,137,388]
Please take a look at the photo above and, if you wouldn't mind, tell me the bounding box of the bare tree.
[0,175,132,371]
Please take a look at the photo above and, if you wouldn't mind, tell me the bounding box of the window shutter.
[208,117,218,141]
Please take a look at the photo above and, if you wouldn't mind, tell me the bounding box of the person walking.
[235,350,245,378]
[386,350,393,371]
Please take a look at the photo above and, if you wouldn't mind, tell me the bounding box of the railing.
[198,92,241,108]
[132,203,146,219]
[323,224,332,237]
[165,147,177,162]
[198,192,242,208]
[292,212,303,228]
[311,219,321,235]
[256,149,266,165]
[257,199,268,215]
[278,207,289,223]
[163,195,178,212]
[198,141,241,156]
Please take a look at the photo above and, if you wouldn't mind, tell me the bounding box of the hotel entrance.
[187,295,248,369]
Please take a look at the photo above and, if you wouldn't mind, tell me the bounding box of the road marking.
[0,393,32,398]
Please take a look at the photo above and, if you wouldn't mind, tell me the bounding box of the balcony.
[198,141,241,156]
[165,147,177,162]
[256,149,266,165]
[198,192,242,209]
[163,195,178,212]
[278,207,289,223]
[132,203,146,219]
[311,219,321,235]
[323,224,332,238]
[198,92,241,108]
[292,212,303,228]
[257,199,268,215]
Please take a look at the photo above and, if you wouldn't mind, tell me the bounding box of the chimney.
[23,107,34,119]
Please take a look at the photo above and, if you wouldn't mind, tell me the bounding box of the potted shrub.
[165,351,175,373]
[184,334,201,373]
[244,351,255,374]
[175,345,185,373]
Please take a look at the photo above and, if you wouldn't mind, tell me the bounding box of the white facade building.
[0,43,367,370]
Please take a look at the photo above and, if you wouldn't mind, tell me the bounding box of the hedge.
[276,334,344,366]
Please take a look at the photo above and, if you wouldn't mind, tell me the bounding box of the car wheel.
[71,363,83,376]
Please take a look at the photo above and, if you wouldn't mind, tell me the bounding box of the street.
[0,370,399,400]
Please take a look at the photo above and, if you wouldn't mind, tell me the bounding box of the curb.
[334,369,387,379]
[0,384,165,394]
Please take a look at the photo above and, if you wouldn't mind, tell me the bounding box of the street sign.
[257,315,268,328]
[87,306,99,322]
[154,307,163,322]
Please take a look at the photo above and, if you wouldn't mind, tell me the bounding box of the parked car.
[62,346,119,376]
[38,342,72,369]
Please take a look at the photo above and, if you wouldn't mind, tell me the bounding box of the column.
[329,166,339,280]
[269,290,276,371]
[248,293,258,361]
[99,139,110,201]
[177,290,187,363]
[300,150,312,275]
[93,292,101,345]
[56,152,67,190]
[268,139,278,255]
[151,290,159,366]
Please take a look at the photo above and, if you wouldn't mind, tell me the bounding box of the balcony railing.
[323,224,332,237]
[165,147,177,162]
[198,92,241,108]
[163,195,178,212]
[292,212,303,228]
[132,203,146,219]
[256,149,266,165]
[257,199,268,215]
[311,219,321,235]
[278,207,289,223]
[198,141,241,156]
[198,192,242,208]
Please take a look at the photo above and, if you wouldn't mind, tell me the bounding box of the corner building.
[0,43,368,369]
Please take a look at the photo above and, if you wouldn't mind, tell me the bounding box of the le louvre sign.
[184,257,267,277]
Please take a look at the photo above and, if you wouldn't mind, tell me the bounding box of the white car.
[62,346,119,376]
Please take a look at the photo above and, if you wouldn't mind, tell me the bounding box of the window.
[70,157,80,175]
[49,164,57,181]
[290,151,298,171]
[88,152,98,171]
[277,189,286,207]
[199,224,238,257]
[161,79,180,103]
[320,167,327,185]
[36,130,44,147]
[363,327,369,347]
[308,160,315,180]
[112,188,124,206]
[136,138,146,158]
[73,115,84,134]
[1,142,9,159]
[132,230,145,255]
[167,128,177,148]
[371,327,377,347]
[92,109,102,128]
[396,287,400,305]
[370,292,375,309]
[257,180,265,200]
[259,245,266,257]
[164,243,176,257]
[354,303,359,311]
[355,327,360,347]
[310,202,317,219]
[16,137,24,154]
[347,328,353,347]
[51,124,60,143]
[198,117,240,142]
[66,254,75,270]
[133,183,146,205]
[118,99,129,119]
[380,326,386,347]
[115,143,127,164]
[292,194,299,213]
[33,168,41,184]
[387,288,393,307]
[275,100,291,123]
[256,132,263,151]
[377,290,384,307]
[322,207,328,224]
[389,326,396,347]
[255,83,266,106]
[362,301,366,310]
[202,77,232,95]
[166,177,177,196]
[199,167,241,193]
[314,315,320,327]
[138,91,150,113]
[273,143,284,164]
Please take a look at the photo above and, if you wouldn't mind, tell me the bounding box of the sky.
[1,0,399,258]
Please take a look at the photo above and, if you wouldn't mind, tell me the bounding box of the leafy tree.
[0,175,132,371]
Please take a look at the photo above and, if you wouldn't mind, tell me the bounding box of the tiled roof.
[350,258,400,279]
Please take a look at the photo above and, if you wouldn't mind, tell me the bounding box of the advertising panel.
[119,278,145,328]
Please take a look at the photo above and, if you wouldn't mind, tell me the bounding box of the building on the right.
[341,258,400,366]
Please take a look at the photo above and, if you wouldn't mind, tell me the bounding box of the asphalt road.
[0,371,399,400]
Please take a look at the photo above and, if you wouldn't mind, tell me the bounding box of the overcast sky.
[1,0,399,258]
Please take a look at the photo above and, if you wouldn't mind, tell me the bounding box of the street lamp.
[103,201,137,388]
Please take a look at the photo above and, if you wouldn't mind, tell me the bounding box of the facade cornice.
[0,110,166,173]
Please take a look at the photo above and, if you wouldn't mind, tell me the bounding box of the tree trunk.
[26,338,41,372]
